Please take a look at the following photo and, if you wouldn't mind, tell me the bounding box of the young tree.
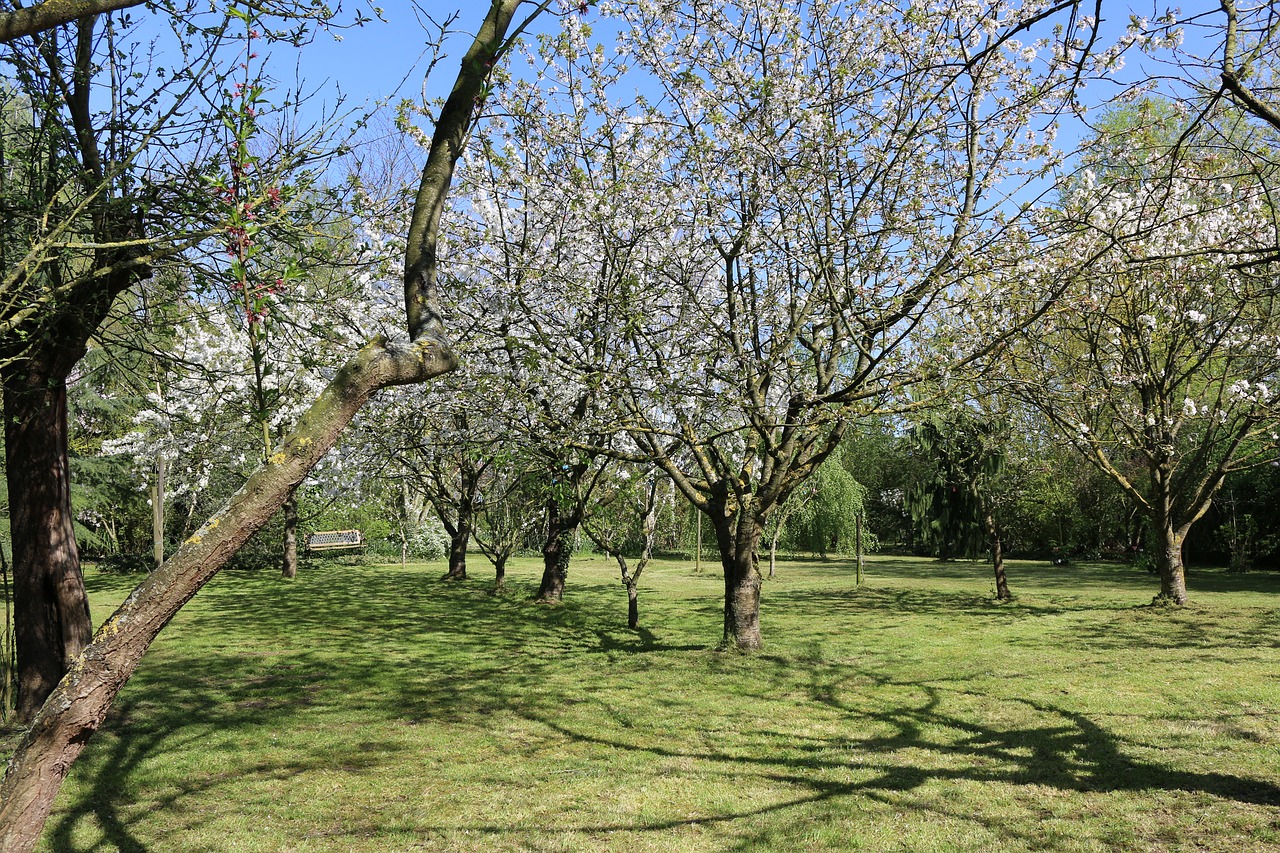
[581,469,661,629]
[472,461,544,593]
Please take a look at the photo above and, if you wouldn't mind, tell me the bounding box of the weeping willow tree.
[907,409,1011,599]
[764,450,871,575]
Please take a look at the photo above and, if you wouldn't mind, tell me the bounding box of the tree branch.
[0,0,144,42]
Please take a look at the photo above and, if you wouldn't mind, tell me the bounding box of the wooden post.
[151,453,165,569]
[855,511,864,587]
[695,511,702,574]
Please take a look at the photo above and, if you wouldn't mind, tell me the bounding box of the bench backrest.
[305,530,365,550]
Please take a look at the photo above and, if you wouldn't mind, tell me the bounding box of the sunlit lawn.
[10,553,1280,851]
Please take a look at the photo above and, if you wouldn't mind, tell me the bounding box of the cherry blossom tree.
[595,0,1106,648]
[442,24,649,603]
[999,165,1280,604]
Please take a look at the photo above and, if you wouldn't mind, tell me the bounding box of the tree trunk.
[627,580,639,629]
[535,500,575,602]
[694,512,702,574]
[3,371,93,724]
[988,512,1010,601]
[281,493,298,579]
[443,507,470,580]
[493,555,507,594]
[855,511,864,587]
[0,335,456,851]
[712,511,763,650]
[1154,516,1189,605]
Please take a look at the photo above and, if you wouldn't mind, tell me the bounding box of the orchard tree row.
[2,0,1279,848]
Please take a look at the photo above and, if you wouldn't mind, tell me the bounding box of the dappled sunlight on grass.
[27,554,1280,851]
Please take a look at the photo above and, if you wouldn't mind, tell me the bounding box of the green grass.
[8,554,1280,851]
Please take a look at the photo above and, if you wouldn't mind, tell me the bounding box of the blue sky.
[274,3,569,124]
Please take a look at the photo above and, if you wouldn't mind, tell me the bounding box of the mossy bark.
[536,500,577,603]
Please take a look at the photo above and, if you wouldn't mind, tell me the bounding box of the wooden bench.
[304,529,365,554]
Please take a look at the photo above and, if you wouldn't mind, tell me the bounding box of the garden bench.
[304,529,365,554]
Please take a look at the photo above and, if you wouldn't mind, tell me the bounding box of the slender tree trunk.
[855,511,864,587]
[768,525,779,579]
[151,453,165,569]
[536,500,576,602]
[3,372,93,723]
[281,493,298,579]
[987,511,1009,601]
[694,512,702,574]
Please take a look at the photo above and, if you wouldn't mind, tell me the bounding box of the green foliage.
[780,450,870,556]
[92,553,155,575]
[905,410,1005,560]
[838,421,921,549]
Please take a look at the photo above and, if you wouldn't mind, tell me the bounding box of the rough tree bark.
[2,370,92,723]
[1154,511,1190,606]
[0,1,532,846]
[536,498,578,603]
[710,502,764,650]
[492,555,507,593]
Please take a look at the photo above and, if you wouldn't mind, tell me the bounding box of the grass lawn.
[5,553,1280,851]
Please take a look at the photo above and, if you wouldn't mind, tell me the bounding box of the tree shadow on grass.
[55,562,1280,850]
[480,678,1280,849]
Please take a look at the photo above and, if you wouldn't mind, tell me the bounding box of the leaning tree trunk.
[281,492,299,579]
[3,370,93,723]
[0,335,454,851]
[712,510,764,650]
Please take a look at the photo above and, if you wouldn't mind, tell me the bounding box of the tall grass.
[6,554,1280,851]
